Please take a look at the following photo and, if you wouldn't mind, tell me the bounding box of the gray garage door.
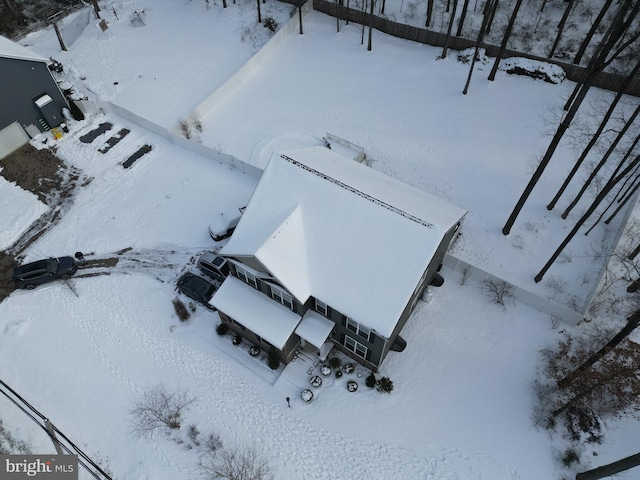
[0,122,29,160]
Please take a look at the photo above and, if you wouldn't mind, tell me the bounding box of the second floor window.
[346,317,371,342]
[315,299,328,316]
[270,283,294,310]
[235,265,257,288]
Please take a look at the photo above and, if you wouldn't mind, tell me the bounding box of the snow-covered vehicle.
[208,206,245,242]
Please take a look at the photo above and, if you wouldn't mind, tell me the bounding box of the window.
[235,265,257,288]
[346,317,370,341]
[270,284,294,310]
[344,336,368,359]
[346,318,358,334]
[357,324,371,341]
[315,299,328,316]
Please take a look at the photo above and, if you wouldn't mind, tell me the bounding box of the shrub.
[200,443,273,480]
[129,384,195,438]
[232,334,242,346]
[172,297,190,322]
[328,357,342,370]
[268,349,280,370]
[263,16,278,32]
[335,370,343,378]
[365,372,376,388]
[344,363,355,374]
[347,380,358,392]
[561,448,580,467]
[376,377,394,394]
[216,323,228,336]
[481,279,515,310]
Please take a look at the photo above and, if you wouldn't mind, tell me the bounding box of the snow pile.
[0,175,48,250]
[500,57,566,84]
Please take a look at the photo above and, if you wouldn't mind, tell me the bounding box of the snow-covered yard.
[2,0,640,479]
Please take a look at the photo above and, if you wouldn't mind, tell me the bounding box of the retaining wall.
[190,0,313,120]
[75,100,262,178]
[443,254,584,325]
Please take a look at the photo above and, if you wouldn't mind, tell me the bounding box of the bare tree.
[426,0,434,27]
[561,105,640,219]
[548,0,575,58]
[441,0,459,58]
[535,153,640,282]
[573,0,615,65]
[367,0,375,51]
[200,443,273,480]
[547,59,640,211]
[455,0,470,36]
[462,0,495,95]
[129,384,196,438]
[488,0,523,80]
[558,310,640,388]
[502,0,640,235]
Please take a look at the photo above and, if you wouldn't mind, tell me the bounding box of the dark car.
[176,273,221,310]
[13,256,78,290]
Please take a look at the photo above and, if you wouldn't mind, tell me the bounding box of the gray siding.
[0,57,68,132]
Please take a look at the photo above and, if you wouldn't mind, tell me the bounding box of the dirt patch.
[0,144,67,203]
[0,143,84,302]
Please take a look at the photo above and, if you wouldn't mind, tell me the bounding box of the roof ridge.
[280,153,434,229]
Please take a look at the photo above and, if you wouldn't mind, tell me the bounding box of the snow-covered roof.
[295,310,334,349]
[211,275,301,349]
[0,36,47,62]
[222,147,467,338]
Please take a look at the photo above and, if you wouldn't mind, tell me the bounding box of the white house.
[211,147,467,371]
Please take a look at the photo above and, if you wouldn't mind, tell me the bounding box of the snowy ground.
[2,1,640,479]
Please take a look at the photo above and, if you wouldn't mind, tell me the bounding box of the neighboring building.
[211,147,467,372]
[0,35,68,159]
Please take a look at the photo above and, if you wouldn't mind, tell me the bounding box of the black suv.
[176,273,222,310]
[13,257,78,290]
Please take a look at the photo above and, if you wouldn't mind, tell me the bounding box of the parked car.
[176,273,220,310]
[197,252,229,279]
[13,256,78,290]
[209,206,245,241]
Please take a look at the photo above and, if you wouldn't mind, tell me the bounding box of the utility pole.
[45,419,64,455]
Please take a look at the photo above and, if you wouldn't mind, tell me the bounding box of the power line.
[0,378,113,480]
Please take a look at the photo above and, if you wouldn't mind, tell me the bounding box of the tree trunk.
[426,0,434,27]
[564,0,639,112]
[462,0,494,95]
[502,72,596,234]
[488,0,523,80]
[535,153,640,282]
[223,0,228,8]
[584,152,640,235]
[501,0,640,234]
[336,0,340,32]
[367,0,374,51]
[361,0,367,44]
[576,452,640,480]
[299,1,303,33]
[441,0,459,58]
[573,0,614,65]
[548,0,574,58]
[256,0,262,23]
[485,0,499,34]
[456,0,470,36]
[605,178,640,225]
[547,58,640,211]
[561,103,640,219]
[558,310,640,388]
